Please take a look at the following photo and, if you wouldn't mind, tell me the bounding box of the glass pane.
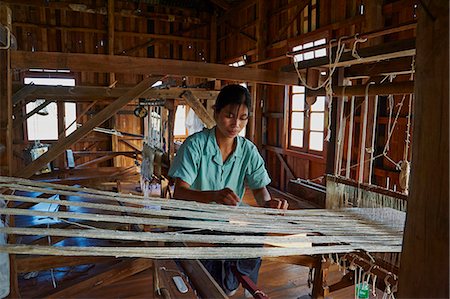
[27,101,58,140]
[294,53,303,62]
[65,102,77,136]
[292,45,303,52]
[290,129,303,147]
[292,85,305,93]
[311,96,325,111]
[291,112,304,129]
[314,38,326,46]
[309,131,324,151]
[292,94,305,111]
[174,105,186,135]
[310,113,325,131]
[315,48,327,57]
[304,51,314,60]
[303,42,313,49]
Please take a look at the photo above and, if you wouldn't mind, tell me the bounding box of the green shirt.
[168,127,271,204]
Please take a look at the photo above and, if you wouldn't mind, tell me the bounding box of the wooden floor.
[12,183,364,299]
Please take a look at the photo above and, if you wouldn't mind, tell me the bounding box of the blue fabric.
[168,127,271,202]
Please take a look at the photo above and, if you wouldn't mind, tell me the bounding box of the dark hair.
[214,84,251,113]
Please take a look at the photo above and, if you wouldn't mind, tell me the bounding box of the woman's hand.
[264,198,289,210]
[211,188,240,206]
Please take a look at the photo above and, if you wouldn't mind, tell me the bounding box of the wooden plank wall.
[8,0,211,171]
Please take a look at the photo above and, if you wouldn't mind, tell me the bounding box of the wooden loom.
[0,176,405,297]
[304,175,409,298]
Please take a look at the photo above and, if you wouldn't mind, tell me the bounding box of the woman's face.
[214,104,249,139]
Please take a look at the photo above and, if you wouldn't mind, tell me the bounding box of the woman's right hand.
[211,188,240,206]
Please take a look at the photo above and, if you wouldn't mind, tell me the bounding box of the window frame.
[22,72,77,142]
[288,86,326,155]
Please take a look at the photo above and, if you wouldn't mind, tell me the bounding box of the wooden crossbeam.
[16,256,113,273]
[21,86,220,101]
[181,90,216,129]
[74,152,137,169]
[12,83,37,105]
[307,81,415,97]
[277,0,310,39]
[44,258,152,298]
[208,0,231,10]
[178,259,228,299]
[282,39,416,71]
[120,139,141,152]
[13,99,53,129]
[275,152,295,179]
[11,51,298,85]
[344,56,414,78]
[16,77,160,178]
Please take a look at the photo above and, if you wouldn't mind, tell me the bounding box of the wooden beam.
[275,152,295,179]
[13,99,53,129]
[11,51,298,85]
[208,0,231,10]
[75,152,136,169]
[178,259,228,299]
[45,258,152,298]
[12,83,37,106]
[277,0,309,39]
[224,20,257,43]
[398,1,449,297]
[119,139,141,152]
[307,81,415,97]
[282,39,416,71]
[218,0,255,25]
[16,256,113,273]
[13,22,208,43]
[21,86,219,101]
[344,56,414,78]
[181,90,216,129]
[16,76,160,178]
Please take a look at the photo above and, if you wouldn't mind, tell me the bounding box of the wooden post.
[108,0,120,168]
[165,99,175,163]
[345,96,355,179]
[398,2,449,298]
[254,0,267,149]
[0,5,12,176]
[210,12,217,63]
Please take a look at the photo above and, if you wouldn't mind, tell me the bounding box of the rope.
[351,34,368,59]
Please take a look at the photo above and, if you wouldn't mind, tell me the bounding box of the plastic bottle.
[0,218,10,299]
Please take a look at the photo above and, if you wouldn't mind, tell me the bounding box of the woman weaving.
[168,84,288,296]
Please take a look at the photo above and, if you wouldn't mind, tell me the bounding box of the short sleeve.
[245,144,271,190]
[168,137,201,186]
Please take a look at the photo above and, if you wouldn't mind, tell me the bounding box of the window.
[290,86,305,148]
[24,76,77,141]
[174,105,187,136]
[289,86,326,152]
[229,59,245,67]
[292,38,327,63]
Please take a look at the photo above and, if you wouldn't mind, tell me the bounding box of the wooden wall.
[7,0,211,173]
